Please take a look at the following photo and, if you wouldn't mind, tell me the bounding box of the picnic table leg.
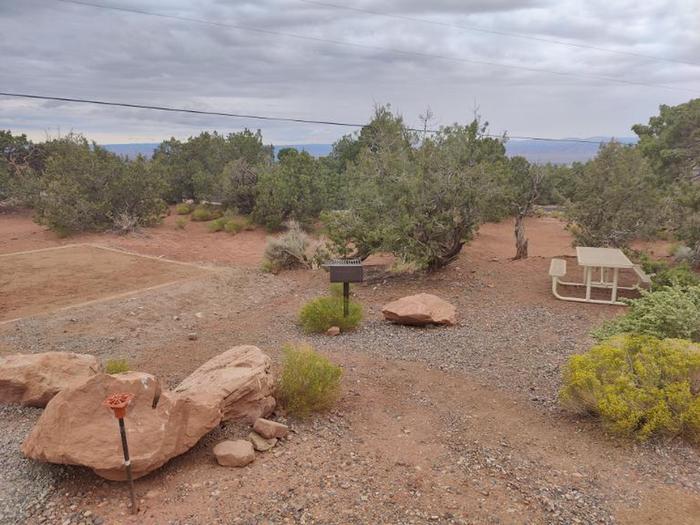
[611,268,619,303]
[585,267,592,301]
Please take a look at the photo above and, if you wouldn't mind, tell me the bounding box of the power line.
[0,91,609,144]
[52,0,697,95]
[298,0,700,68]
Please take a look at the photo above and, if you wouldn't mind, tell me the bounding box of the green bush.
[191,205,221,221]
[652,263,700,290]
[277,344,343,417]
[565,142,660,248]
[224,218,245,234]
[635,252,699,289]
[592,285,700,342]
[175,217,187,230]
[105,359,130,374]
[560,335,700,442]
[207,217,226,232]
[34,135,166,235]
[299,296,362,333]
[175,203,192,215]
[253,149,338,230]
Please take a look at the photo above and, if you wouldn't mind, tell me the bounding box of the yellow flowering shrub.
[560,335,700,442]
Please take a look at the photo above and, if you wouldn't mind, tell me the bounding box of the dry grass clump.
[105,359,130,374]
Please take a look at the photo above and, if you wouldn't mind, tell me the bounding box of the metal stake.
[118,417,138,515]
[343,282,349,317]
[103,392,138,515]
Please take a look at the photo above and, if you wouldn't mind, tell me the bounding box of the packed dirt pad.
[1,213,698,524]
[0,208,269,266]
[0,244,208,322]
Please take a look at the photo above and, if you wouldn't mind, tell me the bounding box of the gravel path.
[0,405,71,524]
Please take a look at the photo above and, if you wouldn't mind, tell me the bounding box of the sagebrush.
[560,335,700,442]
[276,344,343,417]
[299,296,362,333]
[262,220,311,272]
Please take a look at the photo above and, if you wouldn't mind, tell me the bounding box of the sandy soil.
[1,211,698,525]
[0,208,269,266]
[0,245,207,322]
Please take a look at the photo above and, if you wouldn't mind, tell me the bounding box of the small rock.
[326,326,341,336]
[248,431,277,452]
[213,440,255,467]
[253,418,290,439]
[187,332,198,341]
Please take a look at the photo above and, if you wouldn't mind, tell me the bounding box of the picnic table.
[549,247,651,305]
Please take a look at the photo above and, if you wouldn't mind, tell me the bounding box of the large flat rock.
[382,293,456,326]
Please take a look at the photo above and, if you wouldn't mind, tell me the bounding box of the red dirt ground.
[1,210,697,525]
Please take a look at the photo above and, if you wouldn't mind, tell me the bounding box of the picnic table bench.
[549,247,651,306]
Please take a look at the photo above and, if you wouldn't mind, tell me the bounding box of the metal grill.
[323,259,364,317]
[323,258,363,283]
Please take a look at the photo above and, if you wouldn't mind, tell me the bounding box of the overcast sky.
[1,0,699,145]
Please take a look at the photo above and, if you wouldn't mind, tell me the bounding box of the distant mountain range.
[102,137,638,164]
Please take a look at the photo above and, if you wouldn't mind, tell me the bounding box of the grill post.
[343,282,349,317]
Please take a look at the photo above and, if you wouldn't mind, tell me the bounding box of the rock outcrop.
[174,345,276,423]
[0,352,101,407]
[381,293,456,326]
[21,372,220,480]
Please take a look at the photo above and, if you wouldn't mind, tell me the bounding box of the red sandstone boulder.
[174,345,276,423]
[21,372,220,480]
[0,352,101,407]
[381,293,456,326]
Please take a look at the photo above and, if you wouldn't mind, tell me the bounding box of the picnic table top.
[576,247,634,269]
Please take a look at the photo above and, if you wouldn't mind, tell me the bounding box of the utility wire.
[298,0,700,68]
[0,91,610,144]
[52,0,697,95]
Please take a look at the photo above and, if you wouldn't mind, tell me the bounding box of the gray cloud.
[0,0,698,144]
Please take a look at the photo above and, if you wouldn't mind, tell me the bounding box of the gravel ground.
[0,405,71,524]
[299,307,588,411]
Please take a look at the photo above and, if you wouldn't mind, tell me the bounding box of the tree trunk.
[514,213,528,259]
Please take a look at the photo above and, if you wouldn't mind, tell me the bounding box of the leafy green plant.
[299,296,362,333]
[175,203,192,215]
[175,217,187,230]
[277,344,343,417]
[592,285,700,342]
[105,359,130,374]
[560,335,700,442]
